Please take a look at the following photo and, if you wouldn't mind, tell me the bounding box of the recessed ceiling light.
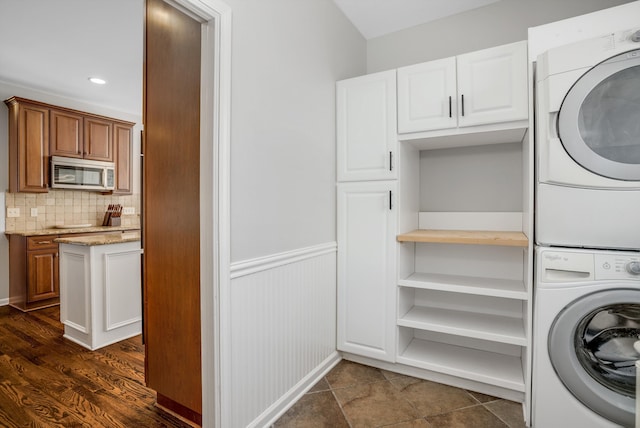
[89,77,107,85]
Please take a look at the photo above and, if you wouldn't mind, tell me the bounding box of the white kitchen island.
[56,232,142,350]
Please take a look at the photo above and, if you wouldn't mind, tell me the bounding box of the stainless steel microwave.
[51,156,115,191]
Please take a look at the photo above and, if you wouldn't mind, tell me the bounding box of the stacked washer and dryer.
[533,28,640,427]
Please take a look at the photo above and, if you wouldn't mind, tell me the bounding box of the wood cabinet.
[84,117,113,162]
[8,234,60,311]
[337,181,397,362]
[7,230,133,312]
[50,109,84,158]
[397,41,528,133]
[4,96,134,193]
[4,97,50,193]
[336,70,397,182]
[113,123,134,194]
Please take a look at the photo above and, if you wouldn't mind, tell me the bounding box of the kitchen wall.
[0,80,142,303]
[366,0,636,73]
[3,191,140,232]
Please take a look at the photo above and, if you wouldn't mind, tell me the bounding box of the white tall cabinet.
[336,70,398,361]
[337,40,533,411]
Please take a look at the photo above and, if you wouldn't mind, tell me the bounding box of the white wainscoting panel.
[228,243,338,427]
[104,250,142,331]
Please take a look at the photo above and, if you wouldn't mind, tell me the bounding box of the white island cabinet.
[56,232,142,350]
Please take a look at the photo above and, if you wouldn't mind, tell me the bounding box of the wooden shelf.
[398,272,527,300]
[397,337,525,392]
[397,229,528,247]
[398,306,526,346]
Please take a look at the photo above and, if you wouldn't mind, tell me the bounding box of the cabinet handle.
[461,94,465,117]
[389,151,393,171]
[36,241,52,245]
[449,96,452,118]
[389,191,392,211]
[54,253,58,258]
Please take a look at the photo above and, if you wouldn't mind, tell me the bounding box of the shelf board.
[397,229,528,247]
[398,306,526,346]
[397,338,525,392]
[399,272,527,300]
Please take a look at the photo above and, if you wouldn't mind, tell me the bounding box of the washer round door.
[549,289,640,427]
[557,49,640,181]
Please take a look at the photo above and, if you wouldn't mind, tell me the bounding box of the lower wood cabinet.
[337,181,397,362]
[7,231,129,312]
[8,235,60,311]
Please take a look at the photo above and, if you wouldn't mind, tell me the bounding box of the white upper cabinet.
[337,70,397,182]
[397,57,457,133]
[397,41,528,134]
[457,41,528,128]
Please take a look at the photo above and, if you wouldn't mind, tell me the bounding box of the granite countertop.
[55,231,141,246]
[5,225,139,237]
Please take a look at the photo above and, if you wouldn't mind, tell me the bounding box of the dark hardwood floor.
[0,305,193,427]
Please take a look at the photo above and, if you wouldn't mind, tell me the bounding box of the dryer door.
[549,289,640,427]
[557,49,640,181]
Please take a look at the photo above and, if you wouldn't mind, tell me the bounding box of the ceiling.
[333,0,502,39]
[0,0,144,116]
[0,0,500,116]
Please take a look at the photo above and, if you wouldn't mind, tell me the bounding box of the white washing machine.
[536,27,640,249]
[533,246,640,428]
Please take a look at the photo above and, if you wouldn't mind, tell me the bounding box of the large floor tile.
[390,376,478,417]
[485,399,526,428]
[333,380,420,427]
[382,418,433,427]
[325,360,386,389]
[273,391,349,428]
[426,406,509,428]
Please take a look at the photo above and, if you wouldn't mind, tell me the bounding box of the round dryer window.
[549,289,640,427]
[557,49,640,181]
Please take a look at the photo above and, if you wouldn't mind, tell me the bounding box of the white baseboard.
[250,352,342,428]
[0,298,9,307]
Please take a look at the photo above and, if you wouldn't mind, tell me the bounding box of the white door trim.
[165,1,231,427]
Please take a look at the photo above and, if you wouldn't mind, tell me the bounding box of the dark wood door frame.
[144,0,231,427]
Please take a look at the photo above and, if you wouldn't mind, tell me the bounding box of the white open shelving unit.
[396,124,533,402]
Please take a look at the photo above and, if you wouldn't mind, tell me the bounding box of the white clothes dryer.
[533,246,640,428]
[536,27,640,249]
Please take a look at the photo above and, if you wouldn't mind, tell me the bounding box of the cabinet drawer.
[27,236,59,250]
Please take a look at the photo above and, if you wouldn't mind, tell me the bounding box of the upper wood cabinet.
[4,96,135,193]
[84,117,113,162]
[337,70,397,182]
[397,41,528,133]
[113,123,134,194]
[4,97,50,193]
[50,109,84,158]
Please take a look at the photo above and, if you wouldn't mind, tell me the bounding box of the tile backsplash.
[4,190,140,232]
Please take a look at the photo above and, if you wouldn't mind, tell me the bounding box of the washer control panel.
[595,253,640,280]
[538,248,640,282]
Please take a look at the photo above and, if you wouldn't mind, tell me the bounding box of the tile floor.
[274,360,526,428]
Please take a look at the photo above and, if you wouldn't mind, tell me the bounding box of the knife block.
[108,217,121,226]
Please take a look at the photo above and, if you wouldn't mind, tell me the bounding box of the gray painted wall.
[367,0,636,73]
[225,0,366,262]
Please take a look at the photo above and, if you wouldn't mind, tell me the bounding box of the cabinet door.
[113,123,133,194]
[337,181,397,362]
[10,102,50,193]
[27,249,59,303]
[456,40,528,127]
[50,109,83,158]
[84,117,113,161]
[397,57,457,133]
[337,70,397,182]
